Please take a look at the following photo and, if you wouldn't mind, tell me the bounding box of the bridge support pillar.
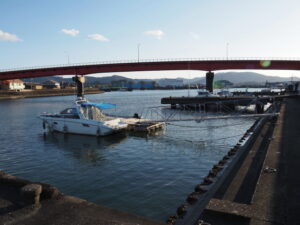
[206,71,214,93]
[72,75,85,98]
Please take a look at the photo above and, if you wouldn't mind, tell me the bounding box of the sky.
[1,0,300,79]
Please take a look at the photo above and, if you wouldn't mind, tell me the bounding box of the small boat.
[217,90,233,97]
[39,97,128,136]
[196,89,218,97]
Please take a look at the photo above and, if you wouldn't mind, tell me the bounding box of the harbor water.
[0,90,255,221]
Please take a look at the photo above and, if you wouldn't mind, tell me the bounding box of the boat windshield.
[80,105,107,121]
[59,108,80,119]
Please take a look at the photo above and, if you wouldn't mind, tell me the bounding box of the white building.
[0,79,25,91]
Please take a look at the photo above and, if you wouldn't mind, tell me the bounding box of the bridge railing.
[1,57,300,73]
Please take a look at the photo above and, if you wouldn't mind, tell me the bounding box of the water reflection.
[43,132,128,164]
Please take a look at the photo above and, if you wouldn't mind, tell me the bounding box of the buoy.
[186,192,198,204]
[213,164,223,171]
[223,155,230,160]
[166,215,177,224]
[194,184,207,193]
[202,177,213,185]
[208,169,218,177]
[218,159,226,166]
[176,204,188,218]
[228,150,235,156]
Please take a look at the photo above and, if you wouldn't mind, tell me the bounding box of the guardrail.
[1,57,300,73]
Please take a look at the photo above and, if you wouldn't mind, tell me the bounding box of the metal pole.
[65,51,70,64]
[137,44,140,62]
[226,43,229,60]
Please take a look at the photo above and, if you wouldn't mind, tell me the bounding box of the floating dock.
[161,95,286,106]
[121,118,165,133]
[128,121,165,133]
[161,95,291,113]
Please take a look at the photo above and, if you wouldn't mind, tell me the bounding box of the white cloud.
[61,28,79,36]
[87,34,109,41]
[190,32,199,40]
[0,30,22,41]
[144,29,165,39]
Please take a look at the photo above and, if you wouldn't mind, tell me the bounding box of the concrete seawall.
[0,89,103,101]
[199,96,300,225]
[0,171,163,225]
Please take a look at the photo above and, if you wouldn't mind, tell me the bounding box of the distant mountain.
[22,75,132,84]
[183,72,298,85]
[84,75,132,84]
[22,72,298,86]
[22,76,66,83]
[215,72,297,84]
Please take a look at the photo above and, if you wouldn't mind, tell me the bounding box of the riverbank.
[0,88,103,100]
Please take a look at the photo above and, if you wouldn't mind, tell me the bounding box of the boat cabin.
[59,108,80,119]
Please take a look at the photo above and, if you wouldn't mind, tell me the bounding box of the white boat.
[39,98,128,136]
[217,90,233,97]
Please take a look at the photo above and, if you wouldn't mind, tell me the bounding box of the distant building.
[125,81,156,89]
[43,80,61,89]
[24,82,43,90]
[0,79,25,91]
[110,80,156,89]
[156,79,183,88]
[265,81,285,89]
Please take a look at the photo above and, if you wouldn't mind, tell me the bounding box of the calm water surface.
[0,90,255,221]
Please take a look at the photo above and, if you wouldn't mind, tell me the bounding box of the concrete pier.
[199,96,300,224]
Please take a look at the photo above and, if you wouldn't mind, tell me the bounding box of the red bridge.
[1,59,300,80]
[1,58,300,92]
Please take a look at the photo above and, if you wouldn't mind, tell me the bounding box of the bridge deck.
[2,59,300,79]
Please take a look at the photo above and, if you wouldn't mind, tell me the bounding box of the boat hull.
[40,116,127,136]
